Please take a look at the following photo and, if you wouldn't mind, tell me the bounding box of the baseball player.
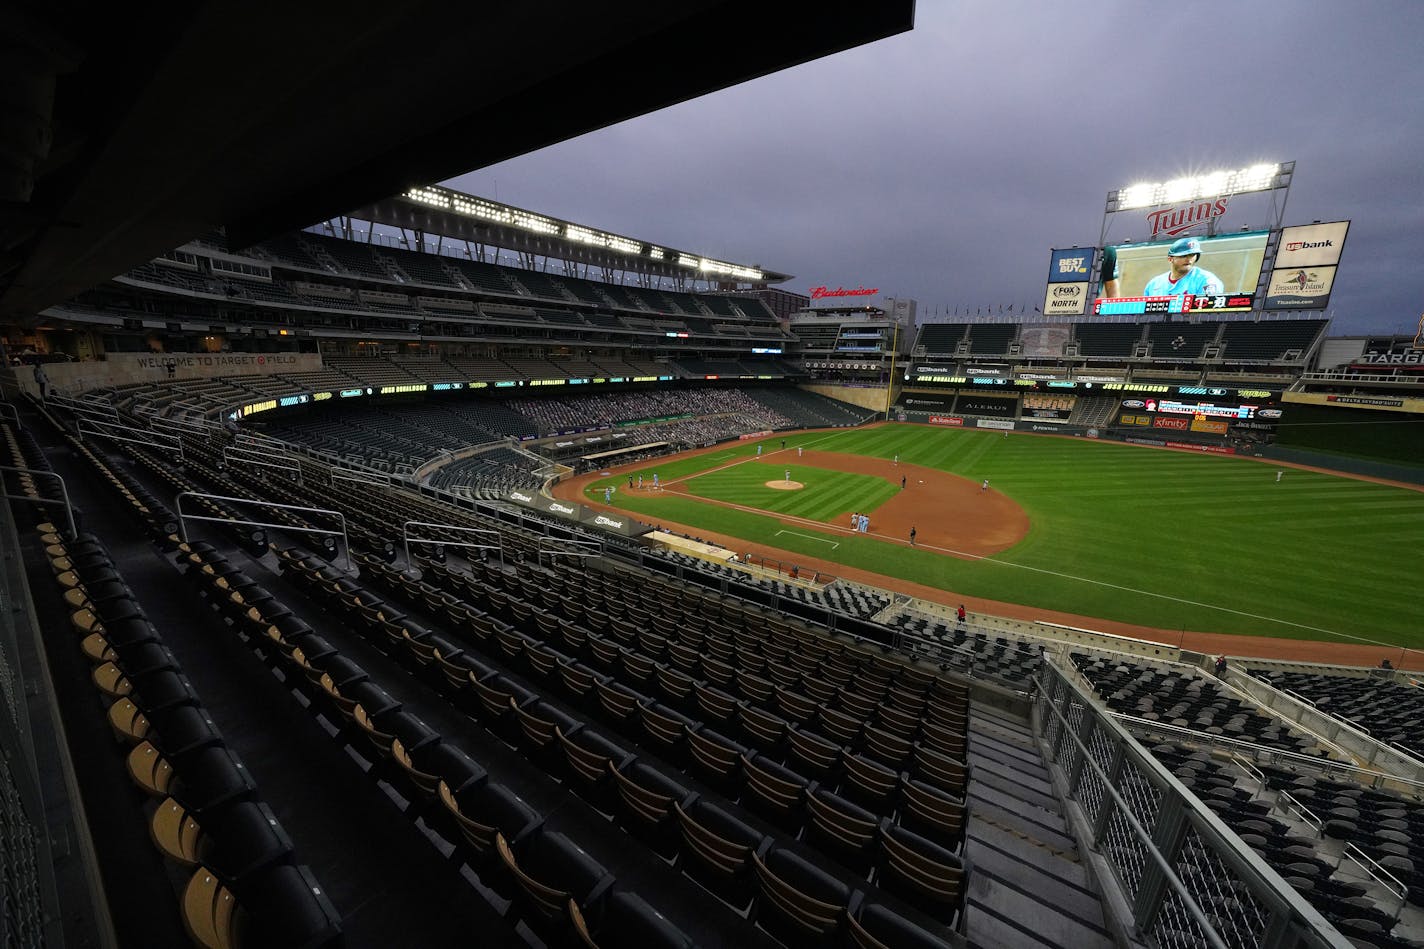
[1142,237,1224,299]
[1100,244,1122,298]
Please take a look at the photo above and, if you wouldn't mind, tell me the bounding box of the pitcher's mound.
[766,480,804,491]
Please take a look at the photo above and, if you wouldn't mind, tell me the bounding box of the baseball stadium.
[2,7,1422,949]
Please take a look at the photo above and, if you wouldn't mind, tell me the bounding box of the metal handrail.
[175,491,350,572]
[1037,665,1351,949]
[78,419,185,460]
[221,445,301,484]
[0,465,77,538]
[1111,713,1424,793]
[1036,674,1232,949]
[401,520,502,567]
[1275,789,1322,836]
[1338,843,1408,920]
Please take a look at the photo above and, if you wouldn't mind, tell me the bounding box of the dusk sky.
[446,0,1424,338]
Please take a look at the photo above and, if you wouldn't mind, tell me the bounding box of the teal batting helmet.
[1168,237,1202,257]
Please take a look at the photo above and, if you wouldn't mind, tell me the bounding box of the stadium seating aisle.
[7,537,343,945]
[15,404,530,947]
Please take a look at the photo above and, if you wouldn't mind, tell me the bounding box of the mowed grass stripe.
[585,426,1424,643]
[683,463,897,521]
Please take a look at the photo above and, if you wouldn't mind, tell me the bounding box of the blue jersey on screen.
[1143,266,1223,298]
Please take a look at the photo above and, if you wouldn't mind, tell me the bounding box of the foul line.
[908,540,1386,645]
[775,530,839,549]
[662,432,845,489]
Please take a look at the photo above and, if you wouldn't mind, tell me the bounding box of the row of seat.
[111,421,985,940]
[1150,743,1417,942]
[179,537,707,948]
[44,529,341,949]
[1252,669,1424,763]
[392,553,972,827]
[278,542,970,943]
[460,554,973,741]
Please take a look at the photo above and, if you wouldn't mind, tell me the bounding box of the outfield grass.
[585,427,1424,646]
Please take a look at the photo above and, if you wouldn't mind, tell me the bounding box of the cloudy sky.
[447,0,1424,337]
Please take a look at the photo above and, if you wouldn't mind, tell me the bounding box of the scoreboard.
[1093,293,1255,316]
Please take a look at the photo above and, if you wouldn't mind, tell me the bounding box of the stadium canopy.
[342,185,795,287]
[0,2,913,322]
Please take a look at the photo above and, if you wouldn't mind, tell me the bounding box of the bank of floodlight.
[400,184,770,283]
[1112,163,1285,210]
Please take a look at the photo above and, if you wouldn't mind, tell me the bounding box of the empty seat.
[877,819,969,928]
[570,889,694,949]
[752,846,851,945]
[497,830,615,935]
[675,797,766,911]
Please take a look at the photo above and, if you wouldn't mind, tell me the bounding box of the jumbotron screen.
[1095,231,1269,315]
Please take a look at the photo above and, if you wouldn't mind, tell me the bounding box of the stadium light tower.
[1102,161,1294,242]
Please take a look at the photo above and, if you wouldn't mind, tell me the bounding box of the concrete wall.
[18,352,322,398]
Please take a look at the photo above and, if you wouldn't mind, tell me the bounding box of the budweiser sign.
[1145,198,1229,238]
[809,285,879,299]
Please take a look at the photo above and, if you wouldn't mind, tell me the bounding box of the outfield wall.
[1259,445,1424,484]
[1272,401,1424,469]
[800,382,890,413]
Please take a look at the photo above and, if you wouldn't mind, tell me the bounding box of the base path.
[556,432,1420,669]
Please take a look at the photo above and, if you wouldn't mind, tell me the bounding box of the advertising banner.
[1152,416,1190,430]
[1264,265,1337,310]
[1047,248,1094,282]
[1119,414,1152,426]
[1043,282,1088,316]
[928,415,965,426]
[506,489,582,521]
[1166,441,1236,455]
[578,508,653,537]
[1190,418,1230,434]
[959,396,1017,418]
[1276,221,1349,267]
[902,395,955,411]
[975,418,1015,431]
